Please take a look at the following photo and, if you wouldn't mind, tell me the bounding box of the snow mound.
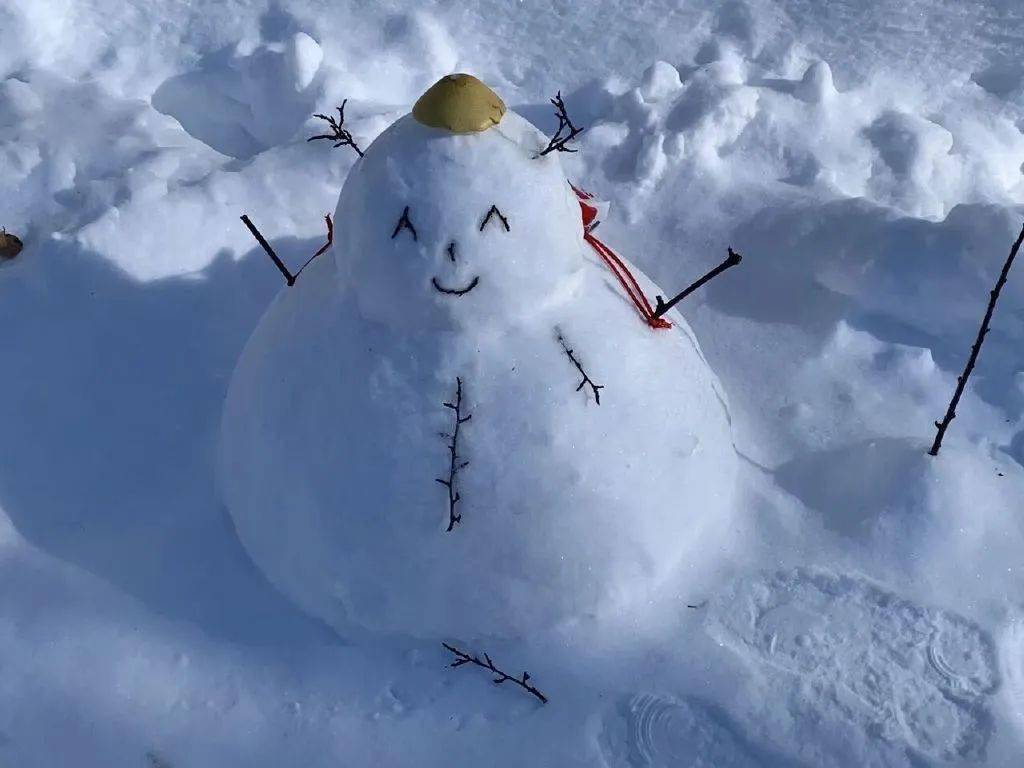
[706,568,998,761]
[775,438,1024,602]
[220,99,737,639]
[580,49,1024,221]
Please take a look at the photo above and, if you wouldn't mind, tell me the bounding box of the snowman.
[220,74,737,640]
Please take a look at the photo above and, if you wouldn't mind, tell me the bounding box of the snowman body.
[220,86,737,639]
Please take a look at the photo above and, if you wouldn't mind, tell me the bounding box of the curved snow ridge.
[598,693,762,768]
[705,568,999,761]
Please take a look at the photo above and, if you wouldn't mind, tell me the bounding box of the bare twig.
[653,247,743,319]
[391,205,418,241]
[436,377,471,531]
[536,91,584,157]
[239,214,333,287]
[929,223,1024,456]
[557,329,604,404]
[442,642,548,704]
[0,228,23,260]
[307,100,364,157]
[294,214,333,280]
[479,205,510,232]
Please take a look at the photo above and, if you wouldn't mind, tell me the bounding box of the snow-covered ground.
[2,1,1024,765]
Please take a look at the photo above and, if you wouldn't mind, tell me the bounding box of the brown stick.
[442,642,548,704]
[240,214,333,287]
[653,247,743,319]
[929,222,1024,456]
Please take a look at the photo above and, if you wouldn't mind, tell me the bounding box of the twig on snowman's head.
[556,329,604,405]
[442,642,548,704]
[652,247,743,319]
[436,377,472,532]
[929,222,1024,456]
[308,100,364,157]
[535,91,584,157]
[239,213,333,287]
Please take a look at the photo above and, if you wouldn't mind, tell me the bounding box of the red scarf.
[572,184,671,330]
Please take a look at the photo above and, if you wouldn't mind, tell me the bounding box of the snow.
[219,105,737,638]
[3,0,1024,765]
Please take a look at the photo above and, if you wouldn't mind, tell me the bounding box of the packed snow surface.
[3,0,1024,766]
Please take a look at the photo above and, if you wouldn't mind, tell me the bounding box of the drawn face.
[334,112,584,330]
[388,203,513,298]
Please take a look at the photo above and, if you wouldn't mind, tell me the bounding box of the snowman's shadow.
[0,235,337,646]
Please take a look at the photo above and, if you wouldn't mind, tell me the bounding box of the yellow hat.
[412,74,506,134]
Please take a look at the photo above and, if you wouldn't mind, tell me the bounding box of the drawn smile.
[432,276,480,296]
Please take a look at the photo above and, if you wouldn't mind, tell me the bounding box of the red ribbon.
[572,184,671,330]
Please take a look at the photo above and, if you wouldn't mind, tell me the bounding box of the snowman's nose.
[446,241,457,263]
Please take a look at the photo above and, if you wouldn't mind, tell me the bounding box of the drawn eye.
[391,206,418,241]
[479,205,510,232]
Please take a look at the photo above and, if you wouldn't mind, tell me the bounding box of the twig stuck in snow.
[436,377,471,532]
[479,205,510,232]
[653,247,743,319]
[239,213,333,286]
[442,642,548,704]
[391,205,418,241]
[929,222,1024,456]
[536,91,584,157]
[557,329,604,405]
[307,100,364,157]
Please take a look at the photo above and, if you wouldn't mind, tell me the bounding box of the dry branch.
[929,222,1024,456]
[442,642,548,704]
[653,247,743,319]
[391,205,418,241]
[557,330,604,405]
[479,205,510,232]
[308,100,364,157]
[240,213,333,286]
[436,377,471,531]
[536,91,584,157]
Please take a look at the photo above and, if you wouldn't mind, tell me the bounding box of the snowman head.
[334,74,585,330]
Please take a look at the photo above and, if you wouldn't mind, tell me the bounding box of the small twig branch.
[442,642,548,704]
[391,205,418,241]
[294,214,333,280]
[653,247,743,319]
[479,205,510,232]
[307,100,364,157]
[929,222,1024,456]
[536,91,584,157]
[557,329,604,405]
[436,377,471,531]
[239,214,333,286]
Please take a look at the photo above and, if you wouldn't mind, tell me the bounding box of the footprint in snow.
[705,568,998,761]
[598,693,762,768]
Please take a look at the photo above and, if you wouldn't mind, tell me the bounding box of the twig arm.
[653,247,742,319]
[240,215,295,286]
